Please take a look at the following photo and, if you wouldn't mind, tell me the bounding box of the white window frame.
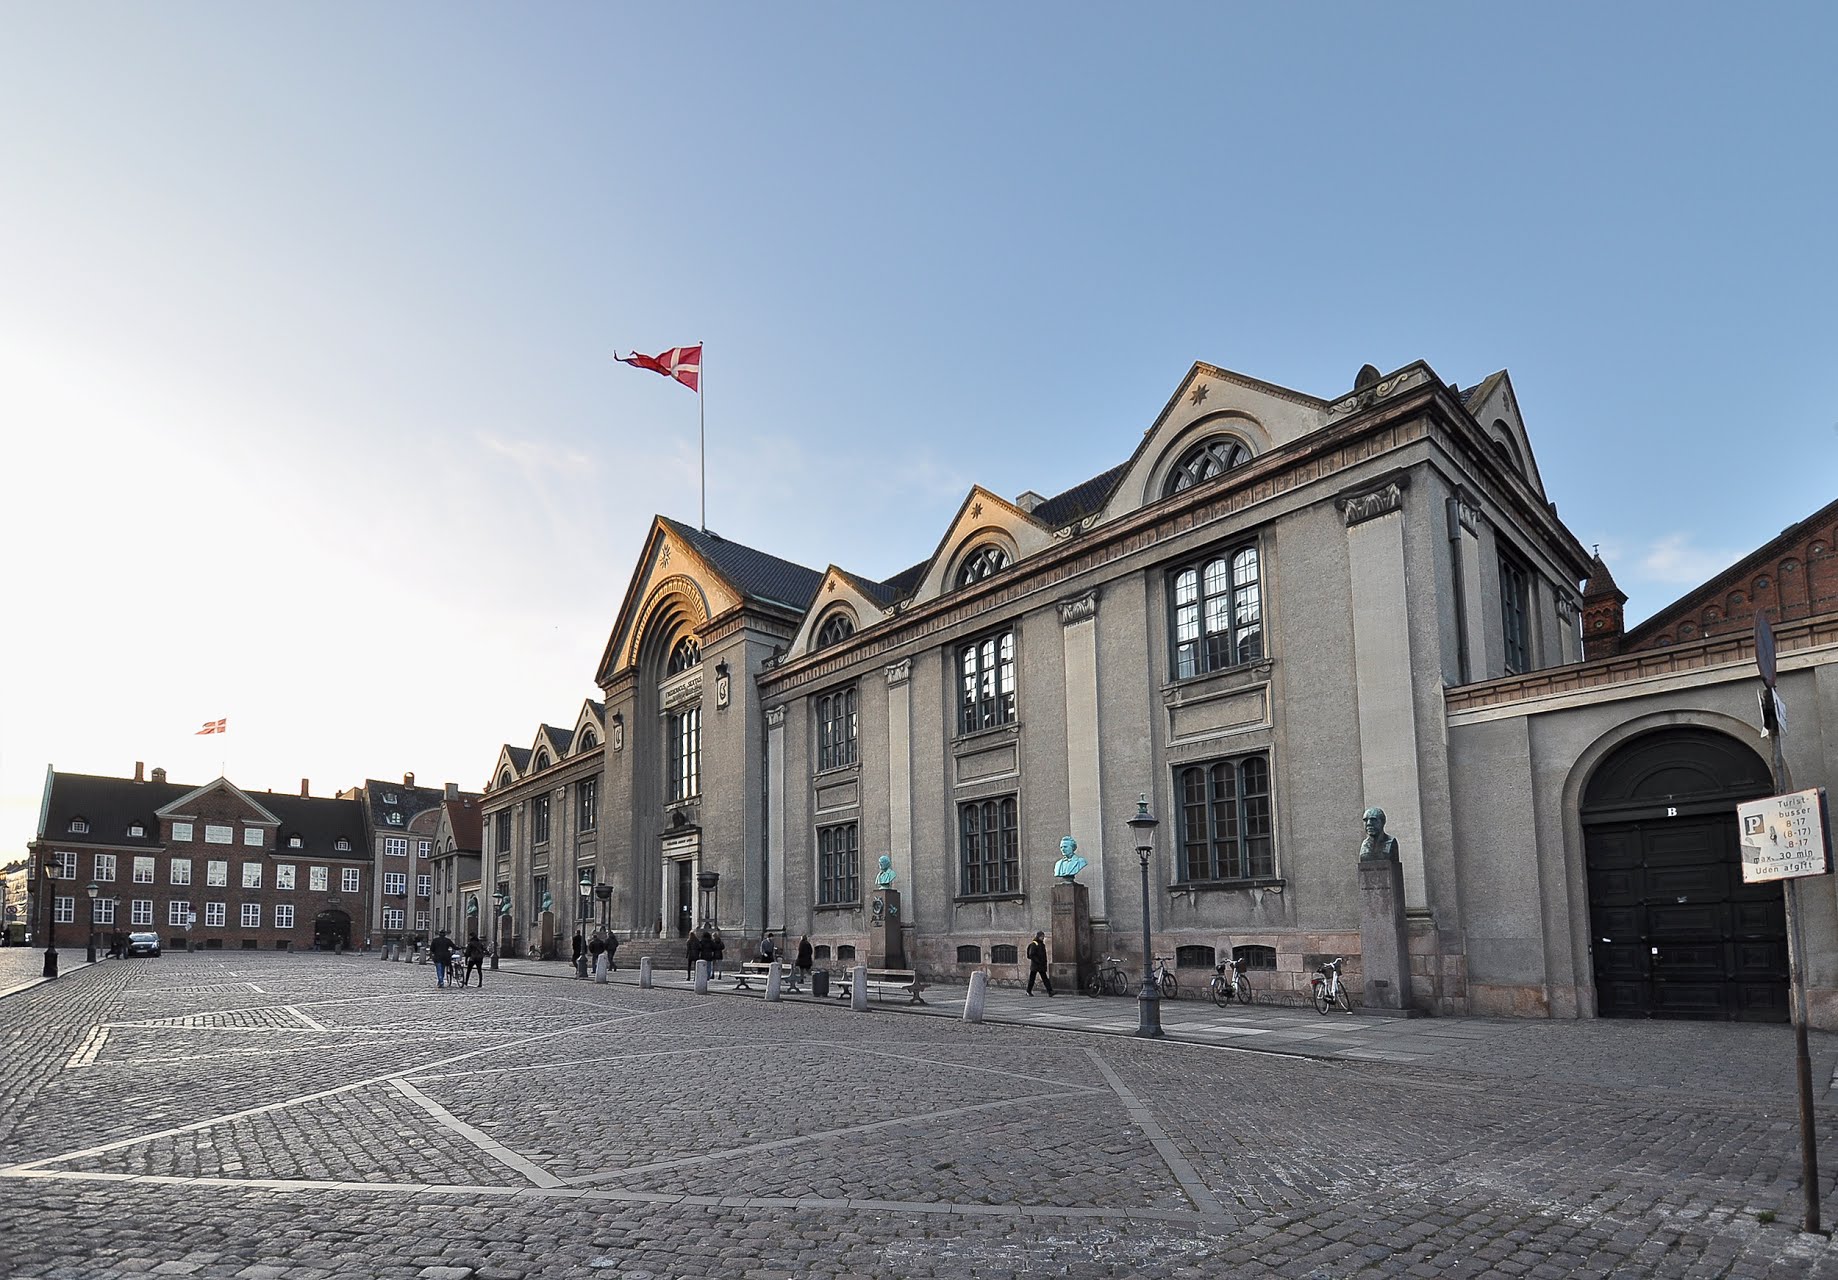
[275,904,295,930]
[168,900,190,927]
[384,871,408,896]
[385,837,408,858]
[207,860,228,887]
[170,858,192,886]
[93,897,116,925]
[205,902,226,928]
[341,867,360,893]
[54,897,75,924]
[243,827,263,847]
[94,853,116,883]
[310,866,329,892]
[171,821,194,842]
[276,864,296,890]
[133,856,155,884]
[205,824,233,845]
[241,863,262,889]
[131,899,154,925]
[241,903,261,928]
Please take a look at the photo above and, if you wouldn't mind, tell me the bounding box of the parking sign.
[1737,789,1833,883]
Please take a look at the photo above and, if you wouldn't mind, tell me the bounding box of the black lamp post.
[578,867,595,940]
[85,882,99,963]
[595,881,613,935]
[40,852,59,980]
[696,870,720,931]
[1127,793,1163,1039]
[491,888,508,970]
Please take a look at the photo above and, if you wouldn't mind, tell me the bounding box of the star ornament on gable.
[1189,383,1210,406]
[971,501,983,519]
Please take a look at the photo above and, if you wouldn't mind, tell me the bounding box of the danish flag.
[615,344,701,392]
[196,718,227,735]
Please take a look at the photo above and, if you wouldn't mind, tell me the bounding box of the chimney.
[445,782,459,801]
[151,767,167,784]
[133,761,145,783]
[301,778,311,797]
[404,772,415,788]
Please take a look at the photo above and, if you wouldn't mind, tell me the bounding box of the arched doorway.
[314,909,352,952]
[1582,727,1785,1021]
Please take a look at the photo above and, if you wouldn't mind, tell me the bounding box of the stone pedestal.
[868,889,905,969]
[539,911,555,960]
[1050,881,1092,993]
[1358,857,1417,1015]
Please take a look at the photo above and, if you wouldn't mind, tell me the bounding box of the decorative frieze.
[1340,482,1406,528]
[884,658,911,687]
[1057,589,1099,627]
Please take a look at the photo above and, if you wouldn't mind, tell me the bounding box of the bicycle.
[1085,954,1130,996]
[1151,955,1178,1000]
[1311,957,1352,1014]
[1208,958,1252,1007]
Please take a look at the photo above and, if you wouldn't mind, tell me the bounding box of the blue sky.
[2,3,1833,860]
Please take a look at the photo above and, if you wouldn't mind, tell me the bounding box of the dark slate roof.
[880,560,928,600]
[662,517,824,612]
[1582,552,1625,602]
[359,779,446,828]
[836,568,901,609]
[538,725,571,759]
[1030,463,1130,529]
[501,746,532,773]
[444,797,483,853]
[39,771,368,861]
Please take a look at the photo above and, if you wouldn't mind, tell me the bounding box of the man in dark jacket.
[461,936,486,988]
[685,930,701,979]
[1026,931,1054,996]
[430,931,456,989]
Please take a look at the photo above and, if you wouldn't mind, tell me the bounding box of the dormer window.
[334,838,352,852]
[580,729,598,750]
[68,817,89,834]
[956,545,1009,587]
[383,792,398,805]
[127,823,145,838]
[1165,437,1250,497]
[815,612,855,649]
[534,750,551,771]
[288,834,304,849]
[668,636,702,674]
[498,768,513,789]
[387,812,403,826]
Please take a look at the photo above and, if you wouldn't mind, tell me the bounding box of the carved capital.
[1057,589,1099,627]
[1340,482,1406,528]
[765,705,786,729]
[1448,491,1479,536]
[884,658,911,687]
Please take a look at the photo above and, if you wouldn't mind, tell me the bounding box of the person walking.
[572,931,585,967]
[461,936,486,988]
[796,935,813,989]
[685,929,702,980]
[1026,930,1054,996]
[707,928,725,976]
[429,930,456,989]
[587,932,605,979]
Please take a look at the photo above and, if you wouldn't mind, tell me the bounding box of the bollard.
[386,944,396,962]
[766,959,782,1002]
[639,956,653,989]
[851,963,869,1012]
[594,952,609,984]
[576,954,588,979]
[694,958,710,994]
[964,969,988,1024]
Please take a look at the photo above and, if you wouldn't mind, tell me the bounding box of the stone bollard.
[386,944,397,962]
[695,959,710,994]
[963,969,988,1024]
[594,952,610,984]
[639,957,653,989]
[766,960,782,1002]
[851,963,869,1012]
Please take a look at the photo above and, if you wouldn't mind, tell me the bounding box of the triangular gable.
[1093,361,1331,525]
[529,724,571,769]
[1460,370,1546,497]
[570,699,606,754]
[904,486,1060,606]
[788,567,891,658]
[155,777,281,827]
[595,517,741,685]
[489,745,530,791]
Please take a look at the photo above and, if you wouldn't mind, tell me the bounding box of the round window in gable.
[956,545,1009,586]
[1165,436,1251,496]
[815,612,856,649]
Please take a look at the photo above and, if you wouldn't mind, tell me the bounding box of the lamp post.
[696,870,720,931]
[40,852,59,980]
[85,882,99,963]
[491,888,508,970]
[578,867,595,943]
[1127,793,1163,1039]
[595,881,613,936]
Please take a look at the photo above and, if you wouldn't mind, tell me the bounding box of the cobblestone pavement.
[4,954,1838,1279]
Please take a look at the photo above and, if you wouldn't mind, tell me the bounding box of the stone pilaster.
[1058,590,1105,920]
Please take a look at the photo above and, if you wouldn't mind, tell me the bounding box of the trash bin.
[810,969,829,998]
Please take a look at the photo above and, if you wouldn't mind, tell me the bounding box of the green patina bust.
[1360,807,1399,862]
[1053,835,1088,880]
[875,854,897,887]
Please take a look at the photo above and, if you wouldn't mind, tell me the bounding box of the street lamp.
[491,888,508,970]
[578,867,595,940]
[696,870,720,931]
[85,882,99,963]
[1127,793,1163,1039]
[40,852,59,980]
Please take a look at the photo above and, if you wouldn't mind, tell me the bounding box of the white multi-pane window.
[417,874,431,898]
[382,908,405,931]
[205,824,233,845]
[310,866,328,892]
[243,827,263,847]
[131,900,153,925]
[385,837,408,858]
[132,856,154,883]
[384,872,407,896]
[276,864,296,890]
[171,821,194,842]
[94,852,116,882]
[275,905,294,930]
[386,812,403,826]
[241,903,261,928]
[170,858,192,885]
[52,851,76,880]
[205,903,226,928]
[241,863,262,889]
[93,897,116,925]
[341,868,360,893]
[415,911,428,931]
[168,901,190,927]
[418,839,431,859]
[53,897,74,924]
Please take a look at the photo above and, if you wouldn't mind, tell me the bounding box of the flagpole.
[699,340,706,532]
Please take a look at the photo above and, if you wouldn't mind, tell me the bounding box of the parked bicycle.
[1208,957,1252,1007]
[1085,954,1130,996]
[1312,956,1352,1014]
[1151,955,1178,999]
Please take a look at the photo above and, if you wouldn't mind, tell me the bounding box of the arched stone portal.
[1581,727,1785,1021]
[313,909,353,952]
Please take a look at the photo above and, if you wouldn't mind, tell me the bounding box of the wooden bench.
[831,967,926,1005]
[732,960,802,992]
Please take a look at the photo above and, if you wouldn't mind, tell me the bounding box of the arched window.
[1175,944,1217,969]
[989,944,1019,965]
[956,544,1009,586]
[533,750,550,771]
[1233,944,1277,971]
[1490,424,1525,473]
[1170,543,1262,677]
[668,636,701,674]
[956,945,983,964]
[498,768,513,789]
[1164,436,1250,497]
[815,612,855,649]
[580,729,598,750]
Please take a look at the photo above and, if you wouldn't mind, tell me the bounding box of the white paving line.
[1085,1046,1226,1219]
[246,983,264,993]
[287,1006,327,1031]
[64,1027,108,1069]
[389,1079,561,1188]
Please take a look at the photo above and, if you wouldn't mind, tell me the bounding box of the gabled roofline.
[156,777,282,826]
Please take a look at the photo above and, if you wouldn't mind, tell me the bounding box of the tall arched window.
[1165,437,1251,496]
[668,636,701,674]
[1170,543,1263,678]
[533,750,550,771]
[815,612,855,649]
[956,544,1009,586]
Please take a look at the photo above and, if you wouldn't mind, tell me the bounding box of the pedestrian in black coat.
[685,930,701,979]
[1026,931,1054,996]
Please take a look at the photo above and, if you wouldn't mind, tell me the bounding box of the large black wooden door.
[1587,816,1787,1020]
[1583,728,1785,1022]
